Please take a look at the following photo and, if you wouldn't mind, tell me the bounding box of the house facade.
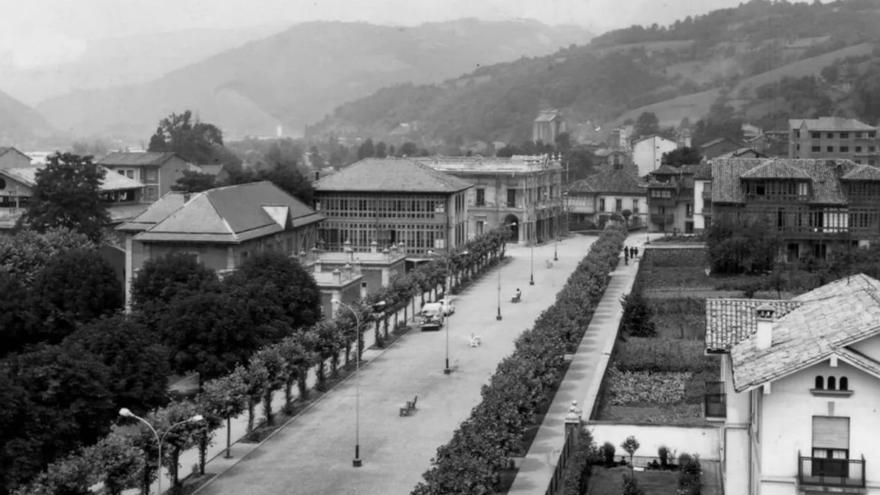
[789,117,879,165]
[314,158,471,255]
[414,155,564,244]
[98,152,194,202]
[566,164,645,229]
[710,158,880,261]
[117,181,323,309]
[633,135,678,177]
[706,274,880,495]
[532,109,565,144]
[692,163,712,231]
[645,164,697,233]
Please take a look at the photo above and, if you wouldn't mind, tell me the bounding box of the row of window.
[317,196,447,219]
[598,198,640,213]
[809,145,877,153]
[815,375,848,391]
[745,180,810,199]
[800,130,878,139]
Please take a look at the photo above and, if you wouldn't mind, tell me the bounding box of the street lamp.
[554,232,559,262]
[337,302,363,467]
[428,249,455,375]
[529,237,535,286]
[119,408,204,495]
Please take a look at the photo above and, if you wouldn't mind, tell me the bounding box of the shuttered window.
[813,416,849,449]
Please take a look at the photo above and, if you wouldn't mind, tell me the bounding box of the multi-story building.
[706,274,880,495]
[313,158,471,255]
[566,164,645,229]
[632,135,678,177]
[788,117,879,165]
[710,157,880,260]
[645,164,697,233]
[414,155,564,244]
[532,109,565,144]
[98,151,194,203]
[117,181,323,308]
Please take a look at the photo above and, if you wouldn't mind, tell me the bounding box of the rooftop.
[315,158,472,194]
[98,151,184,167]
[790,117,877,132]
[0,165,144,191]
[414,155,562,174]
[570,166,644,195]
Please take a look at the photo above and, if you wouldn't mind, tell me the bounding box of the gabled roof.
[705,299,803,352]
[653,164,681,175]
[728,274,880,392]
[711,158,860,204]
[842,164,880,181]
[789,117,876,132]
[132,181,323,243]
[0,147,31,163]
[693,162,712,180]
[98,152,184,167]
[580,167,644,195]
[567,178,596,194]
[740,160,811,179]
[315,158,472,194]
[699,137,730,148]
[117,191,188,232]
[716,148,765,160]
[534,109,561,122]
[0,166,143,191]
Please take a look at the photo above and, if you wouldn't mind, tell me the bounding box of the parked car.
[418,303,445,331]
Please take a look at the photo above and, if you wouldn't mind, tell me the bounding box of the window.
[143,169,159,183]
[869,132,877,139]
[840,132,849,139]
[475,188,485,206]
[856,132,863,138]
[811,132,821,139]
[827,146,834,152]
[827,376,836,389]
[632,200,640,213]
[599,198,606,212]
[686,204,694,217]
[615,198,622,211]
[827,132,834,139]
[812,146,821,152]
[0,178,5,190]
[476,220,484,235]
[811,416,850,477]
[855,146,862,152]
[840,146,849,153]
[507,189,516,208]
[815,376,824,389]
[839,377,848,391]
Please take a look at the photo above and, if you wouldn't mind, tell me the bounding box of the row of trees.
[412,225,626,494]
[13,228,510,495]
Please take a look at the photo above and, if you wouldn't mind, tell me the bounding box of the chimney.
[755,304,775,350]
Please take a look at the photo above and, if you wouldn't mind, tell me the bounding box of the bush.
[678,453,702,495]
[620,292,656,337]
[622,473,644,495]
[601,442,617,466]
[658,446,669,468]
[614,338,713,373]
[606,368,690,405]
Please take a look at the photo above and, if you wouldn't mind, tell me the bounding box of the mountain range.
[26,19,591,144]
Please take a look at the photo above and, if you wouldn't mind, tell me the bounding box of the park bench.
[399,395,418,416]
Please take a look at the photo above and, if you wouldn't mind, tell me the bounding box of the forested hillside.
[308,0,880,146]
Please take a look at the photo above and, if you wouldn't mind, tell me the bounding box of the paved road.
[195,235,598,495]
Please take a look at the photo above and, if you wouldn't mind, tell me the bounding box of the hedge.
[412,225,626,495]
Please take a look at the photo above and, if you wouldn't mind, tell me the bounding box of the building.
[699,137,744,160]
[692,163,712,231]
[313,158,471,255]
[566,164,645,229]
[632,135,678,177]
[706,274,880,495]
[98,152,194,203]
[117,181,323,309]
[594,148,632,169]
[788,117,879,165]
[0,147,32,169]
[414,155,564,244]
[0,165,145,227]
[710,158,880,260]
[645,164,697,233]
[532,109,566,144]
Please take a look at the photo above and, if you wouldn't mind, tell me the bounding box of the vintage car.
[418,302,446,331]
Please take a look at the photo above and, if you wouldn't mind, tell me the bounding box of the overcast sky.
[2,0,810,69]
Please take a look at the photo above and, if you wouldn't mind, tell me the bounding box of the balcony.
[798,452,865,490]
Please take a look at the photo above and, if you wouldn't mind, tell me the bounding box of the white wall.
[633,137,678,177]
[587,423,720,461]
[694,179,708,231]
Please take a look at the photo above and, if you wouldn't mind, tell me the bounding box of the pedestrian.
[634,246,639,257]
[624,247,629,265]
[630,246,636,258]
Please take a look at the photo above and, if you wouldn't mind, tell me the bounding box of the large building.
[98,152,194,203]
[632,135,678,177]
[313,158,471,255]
[707,274,880,495]
[788,117,879,165]
[710,157,880,260]
[566,164,645,229]
[118,181,323,308]
[413,155,564,244]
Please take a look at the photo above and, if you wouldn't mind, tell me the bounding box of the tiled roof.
[98,152,182,167]
[740,160,811,179]
[414,155,562,174]
[715,148,765,159]
[133,181,322,243]
[117,191,188,232]
[567,178,595,194]
[705,299,803,352]
[693,162,712,180]
[315,158,472,193]
[534,110,560,122]
[710,158,860,204]
[653,164,681,175]
[789,117,876,132]
[728,274,880,392]
[699,137,728,148]
[581,167,644,195]
[842,164,880,181]
[0,166,143,191]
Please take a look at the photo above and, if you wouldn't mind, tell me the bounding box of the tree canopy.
[634,112,660,138]
[19,153,110,243]
[148,110,226,164]
[662,146,702,166]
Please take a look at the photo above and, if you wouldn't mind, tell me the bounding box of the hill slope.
[307,0,880,145]
[36,19,591,142]
[0,89,57,146]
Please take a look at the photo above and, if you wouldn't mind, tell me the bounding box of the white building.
[706,274,880,494]
[632,135,678,177]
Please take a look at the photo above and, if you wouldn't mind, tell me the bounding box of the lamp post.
[554,232,559,262]
[529,237,535,286]
[337,302,363,467]
[429,249,455,374]
[119,408,204,495]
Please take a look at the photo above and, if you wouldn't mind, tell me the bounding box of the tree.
[249,347,289,426]
[171,170,215,193]
[707,215,780,274]
[620,291,656,337]
[622,473,644,495]
[130,253,219,330]
[147,110,226,164]
[257,164,315,204]
[357,138,375,160]
[19,152,110,243]
[634,112,660,138]
[30,248,123,342]
[398,141,419,157]
[63,315,170,413]
[621,435,640,470]
[375,141,388,158]
[662,147,702,166]
[199,371,248,459]
[0,270,36,356]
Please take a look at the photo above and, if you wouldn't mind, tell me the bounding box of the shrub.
[620,291,656,337]
[601,442,617,466]
[607,368,690,405]
[622,473,644,495]
[658,446,669,467]
[678,453,702,495]
[621,436,640,467]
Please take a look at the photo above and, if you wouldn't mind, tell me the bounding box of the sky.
[1,0,807,69]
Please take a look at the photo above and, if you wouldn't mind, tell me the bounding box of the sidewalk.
[508,234,652,494]
[189,235,600,495]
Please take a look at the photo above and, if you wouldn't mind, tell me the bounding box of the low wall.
[586,422,720,461]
